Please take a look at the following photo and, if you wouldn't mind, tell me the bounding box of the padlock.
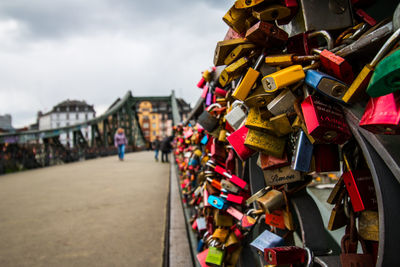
[262,64,317,93]
[245,107,275,134]
[291,129,313,172]
[205,246,225,266]
[226,125,256,161]
[240,209,258,230]
[301,95,351,144]
[235,0,265,9]
[214,209,233,227]
[264,53,318,67]
[224,43,256,65]
[214,38,248,66]
[221,179,240,194]
[224,232,240,248]
[245,21,288,47]
[257,152,289,170]
[214,87,227,97]
[267,88,296,116]
[250,229,285,253]
[359,92,400,134]
[197,77,206,89]
[367,47,400,97]
[226,206,244,221]
[219,57,249,87]
[244,84,275,107]
[197,103,222,132]
[264,209,285,229]
[305,69,349,102]
[327,188,348,231]
[232,52,266,101]
[244,128,286,158]
[245,186,271,206]
[197,217,208,232]
[207,160,248,190]
[207,177,222,191]
[257,189,284,213]
[222,5,250,34]
[313,49,354,85]
[264,246,307,265]
[340,211,375,267]
[279,0,352,37]
[342,27,400,103]
[205,91,213,106]
[286,31,320,55]
[208,195,227,210]
[196,248,210,267]
[225,246,242,266]
[276,0,299,25]
[252,4,291,21]
[269,113,292,136]
[358,210,379,242]
[212,228,230,243]
[224,101,247,130]
[263,165,302,186]
[342,170,377,212]
[221,191,244,205]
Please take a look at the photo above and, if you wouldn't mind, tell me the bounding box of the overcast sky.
[0,0,232,127]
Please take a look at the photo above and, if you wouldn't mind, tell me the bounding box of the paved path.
[0,151,170,267]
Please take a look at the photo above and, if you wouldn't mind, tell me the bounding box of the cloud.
[0,0,232,127]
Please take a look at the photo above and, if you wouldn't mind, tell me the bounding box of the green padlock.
[205,246,225,266]
[367,49,400,97]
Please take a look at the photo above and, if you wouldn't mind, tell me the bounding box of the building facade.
[0,114,13,132]
[38,100,96,147]
[136,98,190,142]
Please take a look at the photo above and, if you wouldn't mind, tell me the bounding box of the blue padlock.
[305,70,348,102]
[208,195,227,210]
[189,157,199,166]
[200,134,209,145]
[250,230,285,253]
[291,129,313,172]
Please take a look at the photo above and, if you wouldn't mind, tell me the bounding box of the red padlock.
[264,246,307,265]
[227,125,256,161]
[342,170,377,212]
[301,95,351,144]
[359,92,400,134]
[319,49,354,84]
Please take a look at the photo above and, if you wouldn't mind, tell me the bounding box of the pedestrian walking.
[114,128,128,161]
[160,136,172,163]
[153,136,161,161]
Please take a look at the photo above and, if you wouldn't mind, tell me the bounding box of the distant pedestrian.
[160,136,173,163]
[114,128,128,161]
[153,136,161,161]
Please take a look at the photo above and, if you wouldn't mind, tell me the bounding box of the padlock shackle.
[206,103,222,112]
[308,30,334,50]
[370,27,400,67]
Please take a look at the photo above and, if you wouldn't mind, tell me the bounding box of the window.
[56,113,59,119]
[66,107,69,112]
[143,123,149,128]
[152,123,156,128]
[66,113,69,119]
[56,122,60,127]
[152,115,156,119]
[66,122,70,126]
[75,107,79,111]
[153,131,156,135]
[85,113,88,120]
[76,113,79,119]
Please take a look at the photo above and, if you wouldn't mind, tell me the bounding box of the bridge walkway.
[0,151,183,267]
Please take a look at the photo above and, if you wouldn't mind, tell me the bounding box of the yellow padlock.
[231,67,259,101]
[223,5,249,34]
[245,107,275,134]
[212,228,230,243]
[244,128,286,158]
[224,43,256,65]
[270,114,292,136]
[252,4,291,21]
[219,57,249,87]
[214,38,248,66]
[235,0,264,9]
[341,65,372,103]
[261,64,305,93]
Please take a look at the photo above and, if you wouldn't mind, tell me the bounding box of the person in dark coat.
[160,136,173,163]
[153,136,161,161]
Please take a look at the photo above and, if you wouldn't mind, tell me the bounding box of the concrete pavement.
[0,151,170,267]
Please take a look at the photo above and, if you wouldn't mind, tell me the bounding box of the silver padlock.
[224,100,247,130]
[267,88,296,116]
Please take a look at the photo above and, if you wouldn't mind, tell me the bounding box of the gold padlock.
[245,107,275,134]
[358,210,379,241]
[235,0,264,9]
[224,232,239,248]
[252,4,291,21]
[244,85,275,107]
[214,38,248,66]
[219,57,249,87]
[218,129,227,142]
[261,64,306,93]
[214,209,233,227]
[223,5,249,35]
[244,128,286,158]
[270,113,292,136]
[224,43,256,65]
[256,189,284,213]
[212,228,230,243]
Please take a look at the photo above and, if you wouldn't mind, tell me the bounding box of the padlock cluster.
[173,0,399,266]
